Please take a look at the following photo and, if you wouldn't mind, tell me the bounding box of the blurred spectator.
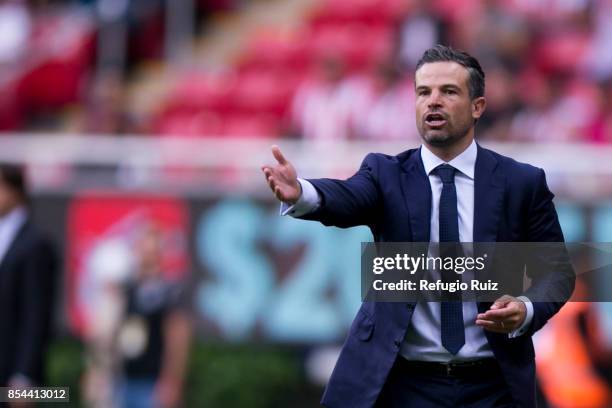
[510,74,592,142]
[96,0,164,73]
[457,0,529,70]
[353,59,419,142]
[536,299,612,408]
[0,0,31,66]
[396,0,446,72]
[512,0,591,22]
[81,222,191,408]
[586,303,612,389]
[477,63,521,140]
[290,54,356,141]
[0,164,58,388]
[76,72,136,134]
[95,0,130,74]
[583,0,612,81]
[116,224,192,408]
[82,266,126,408]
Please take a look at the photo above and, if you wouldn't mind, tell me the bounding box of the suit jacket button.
[394,339,401,347]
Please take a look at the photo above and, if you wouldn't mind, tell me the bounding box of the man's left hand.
[475,295,526,333]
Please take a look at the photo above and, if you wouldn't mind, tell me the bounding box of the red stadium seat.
[164,72,238,115]
[221,114,281,138]
[0,74,24,130]
[18,60,88,110]
[534,33,590,75]
[155,111,223,137]
[309,0,406,28]
[309,24,393,72]
[17,13,95,111]
[231,70,297,118]
[238,28,312,74]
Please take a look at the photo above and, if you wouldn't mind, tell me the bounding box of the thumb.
[271,145,288,165]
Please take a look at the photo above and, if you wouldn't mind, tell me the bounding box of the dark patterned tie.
[435,164,465,355]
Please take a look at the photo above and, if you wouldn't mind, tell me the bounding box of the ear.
[472,97,486,120]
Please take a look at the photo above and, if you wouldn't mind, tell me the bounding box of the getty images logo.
[372,253,488,275]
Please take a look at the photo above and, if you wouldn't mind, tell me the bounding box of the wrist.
[288,180,302,205]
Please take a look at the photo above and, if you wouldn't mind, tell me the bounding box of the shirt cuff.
[280,178,321,217]
[508,296,534,338]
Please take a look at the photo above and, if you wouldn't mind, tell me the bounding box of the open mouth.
[425,112,447,128]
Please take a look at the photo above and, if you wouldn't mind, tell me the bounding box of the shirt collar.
[420,139,477,179]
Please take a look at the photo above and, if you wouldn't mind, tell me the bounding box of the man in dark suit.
[262,45,575,407]
[0,164,57,388]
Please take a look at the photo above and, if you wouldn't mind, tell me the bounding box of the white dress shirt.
[281,140,533,361]
[0,206,27,264]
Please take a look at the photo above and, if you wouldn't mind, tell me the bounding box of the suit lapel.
[400,148,431,243]
[396,149,430,306]
[474,145,505,311]
[474,145,504,243]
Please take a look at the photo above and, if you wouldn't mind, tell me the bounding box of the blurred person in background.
[0,164,58,389]
[290,54,356,141]
[396,0,446,72]
[456,0,529,71]
[354,58,419,142]
[476,63,520,141]
[116,224,192,408]
[582,0,612,81]
[535,292,612,407]
[510,74,588,142]
[75,72,137,135]
[0,0,31,67]
[96,0,165,71]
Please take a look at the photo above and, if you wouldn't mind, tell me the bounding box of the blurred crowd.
[136,0,612,143]
[0,0,238,132]
[0,0,610,144]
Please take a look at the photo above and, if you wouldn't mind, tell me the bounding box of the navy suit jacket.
[299,144,575,408]
[0,220,57,386]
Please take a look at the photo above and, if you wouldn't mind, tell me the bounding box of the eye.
[445,89,457,95]
[417,90,430,96]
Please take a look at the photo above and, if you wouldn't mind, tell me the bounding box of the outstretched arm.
[262,146,382,228]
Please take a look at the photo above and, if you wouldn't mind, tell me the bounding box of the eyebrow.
[416,84,462,91]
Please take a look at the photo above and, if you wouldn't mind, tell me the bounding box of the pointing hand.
[261,145,301,204]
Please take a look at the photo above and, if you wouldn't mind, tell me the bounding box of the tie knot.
[435,164,456,184]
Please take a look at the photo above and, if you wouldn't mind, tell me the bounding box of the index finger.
[271,145,287,165]
[479,308,515,320]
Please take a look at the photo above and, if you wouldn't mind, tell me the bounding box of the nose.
[427,90,443,110]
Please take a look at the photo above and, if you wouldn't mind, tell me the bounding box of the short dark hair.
[0,164,28,202]
[415,45,485,99]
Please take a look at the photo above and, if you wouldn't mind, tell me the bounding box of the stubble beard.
[418,117,473,148]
